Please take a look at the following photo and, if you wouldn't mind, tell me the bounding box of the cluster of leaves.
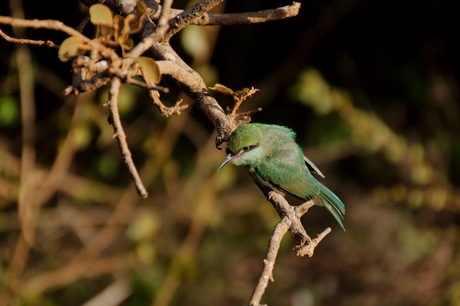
[59,3,146,61]
[59,3,160,89]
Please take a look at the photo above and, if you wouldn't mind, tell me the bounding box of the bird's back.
[251,125,320,200]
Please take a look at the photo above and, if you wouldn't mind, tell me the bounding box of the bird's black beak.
[217,153,235,172]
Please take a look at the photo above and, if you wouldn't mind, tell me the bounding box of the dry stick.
[146,1,301,26]
[249,217,332,306]
[70,101,192,271]
[249,217,290,306]
[162,0,225,41]
[189,1,301,25]
[107,78,148,198]
[0,16,89,41]
[0,29,58,47]
[246,186,332,305]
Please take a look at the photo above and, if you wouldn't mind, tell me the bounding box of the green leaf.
[137,56,161,85]
[208,83,234,95]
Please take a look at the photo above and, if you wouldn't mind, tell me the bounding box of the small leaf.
[58,36,86,62]
[209,83,235,95]
[137,56,161,85]
[234,87,251,95]
[89,4,113,27]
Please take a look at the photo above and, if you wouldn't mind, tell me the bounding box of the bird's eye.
[242,144,258,152]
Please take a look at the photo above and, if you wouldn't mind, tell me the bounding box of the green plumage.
[218,123,345,230]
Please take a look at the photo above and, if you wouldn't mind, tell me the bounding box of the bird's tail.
[318,182,346,231]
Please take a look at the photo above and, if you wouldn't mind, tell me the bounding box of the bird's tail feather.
[318,182,346,231]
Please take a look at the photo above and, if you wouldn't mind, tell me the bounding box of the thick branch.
[155,59,238,147]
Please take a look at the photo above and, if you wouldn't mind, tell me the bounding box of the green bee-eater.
[218,123,345,230]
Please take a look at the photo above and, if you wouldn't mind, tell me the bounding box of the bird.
[218,123,345,231]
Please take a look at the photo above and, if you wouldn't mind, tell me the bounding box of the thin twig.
[249,218,290,306]
[0,16,89,41]
[149,89,188,117]
[0,29,58,47]
[295,227,332,257]
[107,78,148,198]
[247,187,331,304]
[128,78,170,93]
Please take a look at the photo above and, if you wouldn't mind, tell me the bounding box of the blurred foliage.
[1,0,460,306]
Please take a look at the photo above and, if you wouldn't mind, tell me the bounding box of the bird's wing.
[304,155,325,178]
[256,143,321,200]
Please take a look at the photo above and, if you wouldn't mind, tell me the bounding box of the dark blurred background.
[1,0,459,305]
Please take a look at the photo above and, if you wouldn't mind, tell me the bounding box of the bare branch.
[146,2,302,26]
[295,227,332,257]
[266,191,312,245]
[163,0,225,41]
[155,59,239,147]
[107,78,148,198]
[128,78,170,93]
[148,89,188,117]
[0,16,89,41]
[0,29,58,47]
[246,186,332,305]
[249,218,290,306]
[192,2,301,26]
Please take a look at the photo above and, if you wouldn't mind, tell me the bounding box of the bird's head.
[217,124,262,171]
